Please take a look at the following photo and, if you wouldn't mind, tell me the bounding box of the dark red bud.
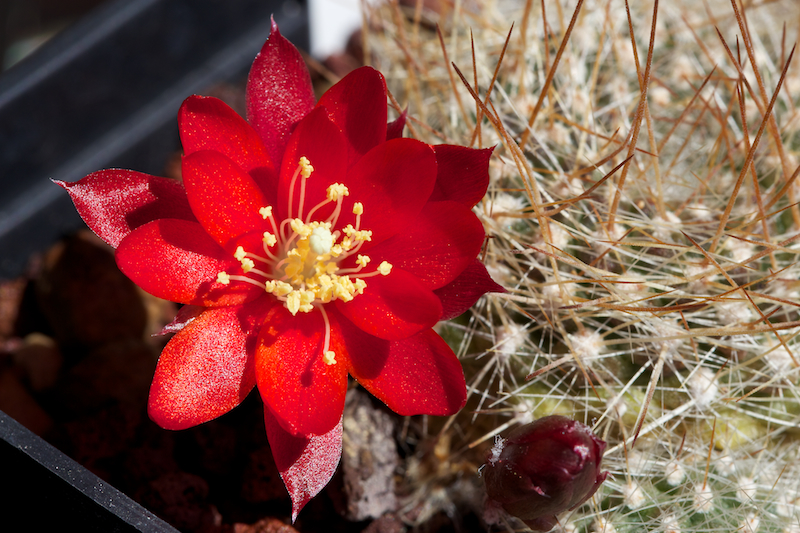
[483,415,607,531]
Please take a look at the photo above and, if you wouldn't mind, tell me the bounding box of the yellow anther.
[216,271,231,285]
[234,246,247,261]
[284,261,302,281]
[316,275,334,301]
[263,232,277,247]
[240,258,255,273]
[277,281,294,296]
[378,261,392,276]
[285,289,315,315]
[299,156,314,178]
[286,291,301,315]
[332,278,356,302]
[258,188,379,313]
[326,183,350,201]
[323,351,337,365]
[354,278,367,294]
[290,218,312,237]
[300,290,315,312]
[265,280,293,296]
[342,225,372,242]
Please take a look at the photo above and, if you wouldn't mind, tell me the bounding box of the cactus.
[360,0,800,531]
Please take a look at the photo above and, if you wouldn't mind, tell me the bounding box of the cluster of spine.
[364,0,800,530]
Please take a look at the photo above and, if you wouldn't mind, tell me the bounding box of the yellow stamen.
[265,280,293,296]
[323,351,337,365]
[326,183,349,201]
[290,218,312,238]
[354,278,366,294]
[240,258,255,273]
[342,225,372,242]
[378,261,392,276]
[286,291,301,315]
[212,167,381,315]
[299,156,314,178]
[285,289,315,315]
[263,232,277,247]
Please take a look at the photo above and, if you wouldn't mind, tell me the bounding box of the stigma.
[214,156,392,318]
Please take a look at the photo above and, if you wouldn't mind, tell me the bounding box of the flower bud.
[483,415,607,531]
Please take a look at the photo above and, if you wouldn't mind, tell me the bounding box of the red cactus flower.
[483,415,608,531]
[57,19,502,519]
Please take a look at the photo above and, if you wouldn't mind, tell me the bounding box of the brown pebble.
[241,446,290,504]
[139,472,217,533]
[60,404,141,468]
[54,338,156,414]
[232,517,300,533]
[0,278,26,339]
[12,333,62,391]
[341,388,399,521]
[363,514,406,533]
[36,230,147,350]
[0,367,52,435]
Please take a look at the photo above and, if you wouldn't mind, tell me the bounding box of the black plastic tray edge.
[0,409,180,532]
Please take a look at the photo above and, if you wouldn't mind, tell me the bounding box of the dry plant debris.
[359,0,800,531]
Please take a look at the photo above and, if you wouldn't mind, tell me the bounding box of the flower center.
[214,156,392,364]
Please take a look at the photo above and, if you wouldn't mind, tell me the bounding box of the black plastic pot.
[0,0,309,279]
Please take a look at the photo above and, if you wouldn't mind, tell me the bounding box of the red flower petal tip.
[58,18,503,519]
[483,416,607,531]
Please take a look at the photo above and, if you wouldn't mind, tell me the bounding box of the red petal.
[386,109,407,140]
[255,305,348,436]
[336,268,442,340]
[339,316,466,416]
[429,145,493,207]
[363,201,485,289]
[434,259,505,320]
[115,219,260,306]
[178,95,277,193]
[182,150,271,250]
[277,106,348,221]
[246,19,316,165]
[343,139,437,244]
[55,170,194,248]
[264,408,342,522]
[148,302,271,429]
[316,66,387,164]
